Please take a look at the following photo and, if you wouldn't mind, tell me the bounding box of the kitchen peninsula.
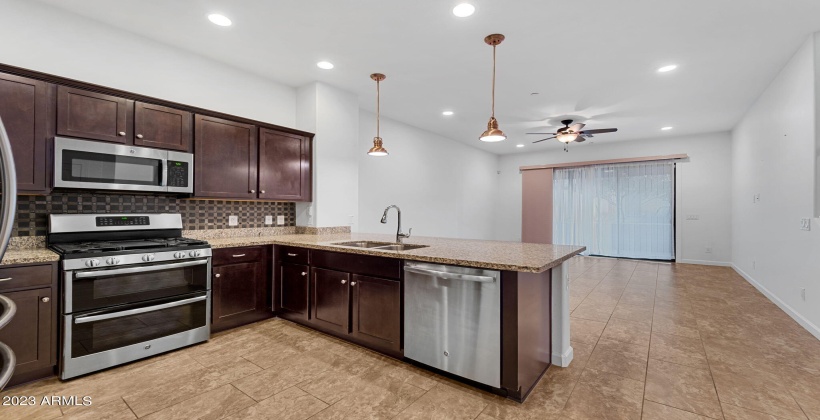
[191,231,585,401]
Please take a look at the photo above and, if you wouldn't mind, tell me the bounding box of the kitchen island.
[190,231,584,402]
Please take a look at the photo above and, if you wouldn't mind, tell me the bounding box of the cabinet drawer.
[311,250,402,280]
[213,246,267,266]
[0,264,54,291]
[279,246,309,265]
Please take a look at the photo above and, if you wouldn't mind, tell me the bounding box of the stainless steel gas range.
[48,213,212,380]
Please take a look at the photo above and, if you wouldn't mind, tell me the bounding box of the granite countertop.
[0,248,60,266]
[191,232,585,273]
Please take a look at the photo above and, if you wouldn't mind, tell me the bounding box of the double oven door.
[61,257,211,379]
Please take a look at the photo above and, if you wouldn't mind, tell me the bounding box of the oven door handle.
[74,295,207,324]
[74,259,209,279]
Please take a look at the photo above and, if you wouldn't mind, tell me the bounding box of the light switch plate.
[277,215,285,225]
[228,215,238,226]
[801,218,811,231]
[264,216,273,225]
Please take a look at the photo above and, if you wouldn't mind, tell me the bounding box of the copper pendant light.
[367,73,389,156]
[479,34,507,142]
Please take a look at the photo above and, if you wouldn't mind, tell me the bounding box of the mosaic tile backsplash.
[10,191,296,237]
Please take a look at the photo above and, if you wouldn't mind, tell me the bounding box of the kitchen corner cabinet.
[194,115,258,199]
[0,263,58,387]
[211,246,272,332]
[258,129,311,201]
[134,102,193,152]
[0,72,54,194]
[57,86,133,144]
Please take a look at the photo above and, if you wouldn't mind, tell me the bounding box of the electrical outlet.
[800,218,811,231]
[264,215,273,225]
[277,215,285,225]
[348,215,355,225]
[801,288,806,301]
[228,215,238,226]
[686,214,700,220]
[753,193,761,203]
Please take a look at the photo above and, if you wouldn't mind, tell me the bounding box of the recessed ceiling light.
[657,64,678,73]
[661,126,674,131]
[452,3,475,17]
[442,111,454,116]
[207,14,232,26]
[516,144,525,148]
[316,61,334,70]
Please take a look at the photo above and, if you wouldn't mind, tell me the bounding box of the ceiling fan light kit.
[528,119,618,151]
[367,73,389,156]
[479,34,507,142]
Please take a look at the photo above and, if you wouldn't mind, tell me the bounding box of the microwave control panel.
[167,161,189,188]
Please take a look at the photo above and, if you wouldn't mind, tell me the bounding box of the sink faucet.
[380,205,412,243]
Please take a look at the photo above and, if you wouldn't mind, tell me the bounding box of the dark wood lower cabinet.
[0,263,58,388]
[351,275,401,353]
[279,263,309,320]
[211,247,272,332]
[310,267,350,334]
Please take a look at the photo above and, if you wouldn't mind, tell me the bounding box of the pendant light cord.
[491,44,496,118]
[376,79,381,137]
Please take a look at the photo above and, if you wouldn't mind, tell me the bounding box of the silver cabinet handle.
[41,297,50,303]
[75,295,207,324]
[350,281,356,286]
[250,189,256,193]
[261,190,265,194]
[404,266,496,283]
[215,273,221,278]
[0,277,11,282]
[75,259,208,278]
[136,134,144,139]
[118,131,126,136]
[301,272,307,276]
[341,279,346,284]
[0,294,17,330]
[232,254,246,258]
[287,253,298,257]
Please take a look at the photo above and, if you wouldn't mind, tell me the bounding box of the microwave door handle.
[160,158,167,188]
[74,259,208,279]
[74,295,207,324]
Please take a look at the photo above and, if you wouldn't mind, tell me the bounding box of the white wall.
[295,83,359,228]
[358,111,498,240]
[731,34,820,338]
[495,133,733,265]
[0,0,295,127]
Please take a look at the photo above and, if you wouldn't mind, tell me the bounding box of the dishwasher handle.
[404,266,496,283]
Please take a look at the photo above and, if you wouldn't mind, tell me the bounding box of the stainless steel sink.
[332,241,428,251]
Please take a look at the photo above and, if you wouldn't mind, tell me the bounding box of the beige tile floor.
[2,256,819,419]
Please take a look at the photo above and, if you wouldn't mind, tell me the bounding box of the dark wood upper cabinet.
[57,86,132,143]
[194,115,257,199]
[0,73,53,194]
[258,129,311,201]
[311,267,350,334]
[351,275,401,353]
[134,102,193,152]
[280,263,309,319]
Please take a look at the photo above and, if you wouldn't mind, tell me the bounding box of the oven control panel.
[167,161,189,188]
[96,216,150,227]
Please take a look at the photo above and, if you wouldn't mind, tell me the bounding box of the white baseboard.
[677,259,732,267]
[732,264,820,341]
[551,346,574,367]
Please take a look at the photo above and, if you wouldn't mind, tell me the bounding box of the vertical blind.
[553,160,675,260]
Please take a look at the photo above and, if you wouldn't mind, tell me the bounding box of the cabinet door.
[194,115,257,199]
[57,86,131,143]
[134,102,193,151]
[0,73,53,193]
[311,267,350,334]
[351,275,401,353]
[212,261,264,332]
[280,263,309,319]
[0,288,52,376]
[258,129,311,201]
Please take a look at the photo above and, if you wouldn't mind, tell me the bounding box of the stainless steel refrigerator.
[0,116,18,390]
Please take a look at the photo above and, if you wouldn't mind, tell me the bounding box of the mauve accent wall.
[11,191,296,236]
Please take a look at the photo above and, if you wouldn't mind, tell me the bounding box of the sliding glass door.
[553,161,675,260]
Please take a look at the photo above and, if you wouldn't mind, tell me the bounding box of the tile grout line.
[638,269,658,420]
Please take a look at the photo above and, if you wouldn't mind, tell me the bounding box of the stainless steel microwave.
[54,137,193,193]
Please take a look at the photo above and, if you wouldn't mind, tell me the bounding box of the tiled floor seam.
[639,295,657,419]
[121,396,139,419]
[642,397,723,420]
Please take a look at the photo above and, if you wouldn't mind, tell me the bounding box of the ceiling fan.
[528,119,618,151]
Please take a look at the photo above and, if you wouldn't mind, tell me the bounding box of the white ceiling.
[35,0,820,155]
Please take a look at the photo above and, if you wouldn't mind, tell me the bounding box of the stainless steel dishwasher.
[404,262,501,387]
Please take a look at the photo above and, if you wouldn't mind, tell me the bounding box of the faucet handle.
[400,228,412,239]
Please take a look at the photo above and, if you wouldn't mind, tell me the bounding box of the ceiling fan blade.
[579,128,618,135]
[574,136,586,143]
[569,123,585,133]
[532,136,556,144]
[526,132,555,135]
